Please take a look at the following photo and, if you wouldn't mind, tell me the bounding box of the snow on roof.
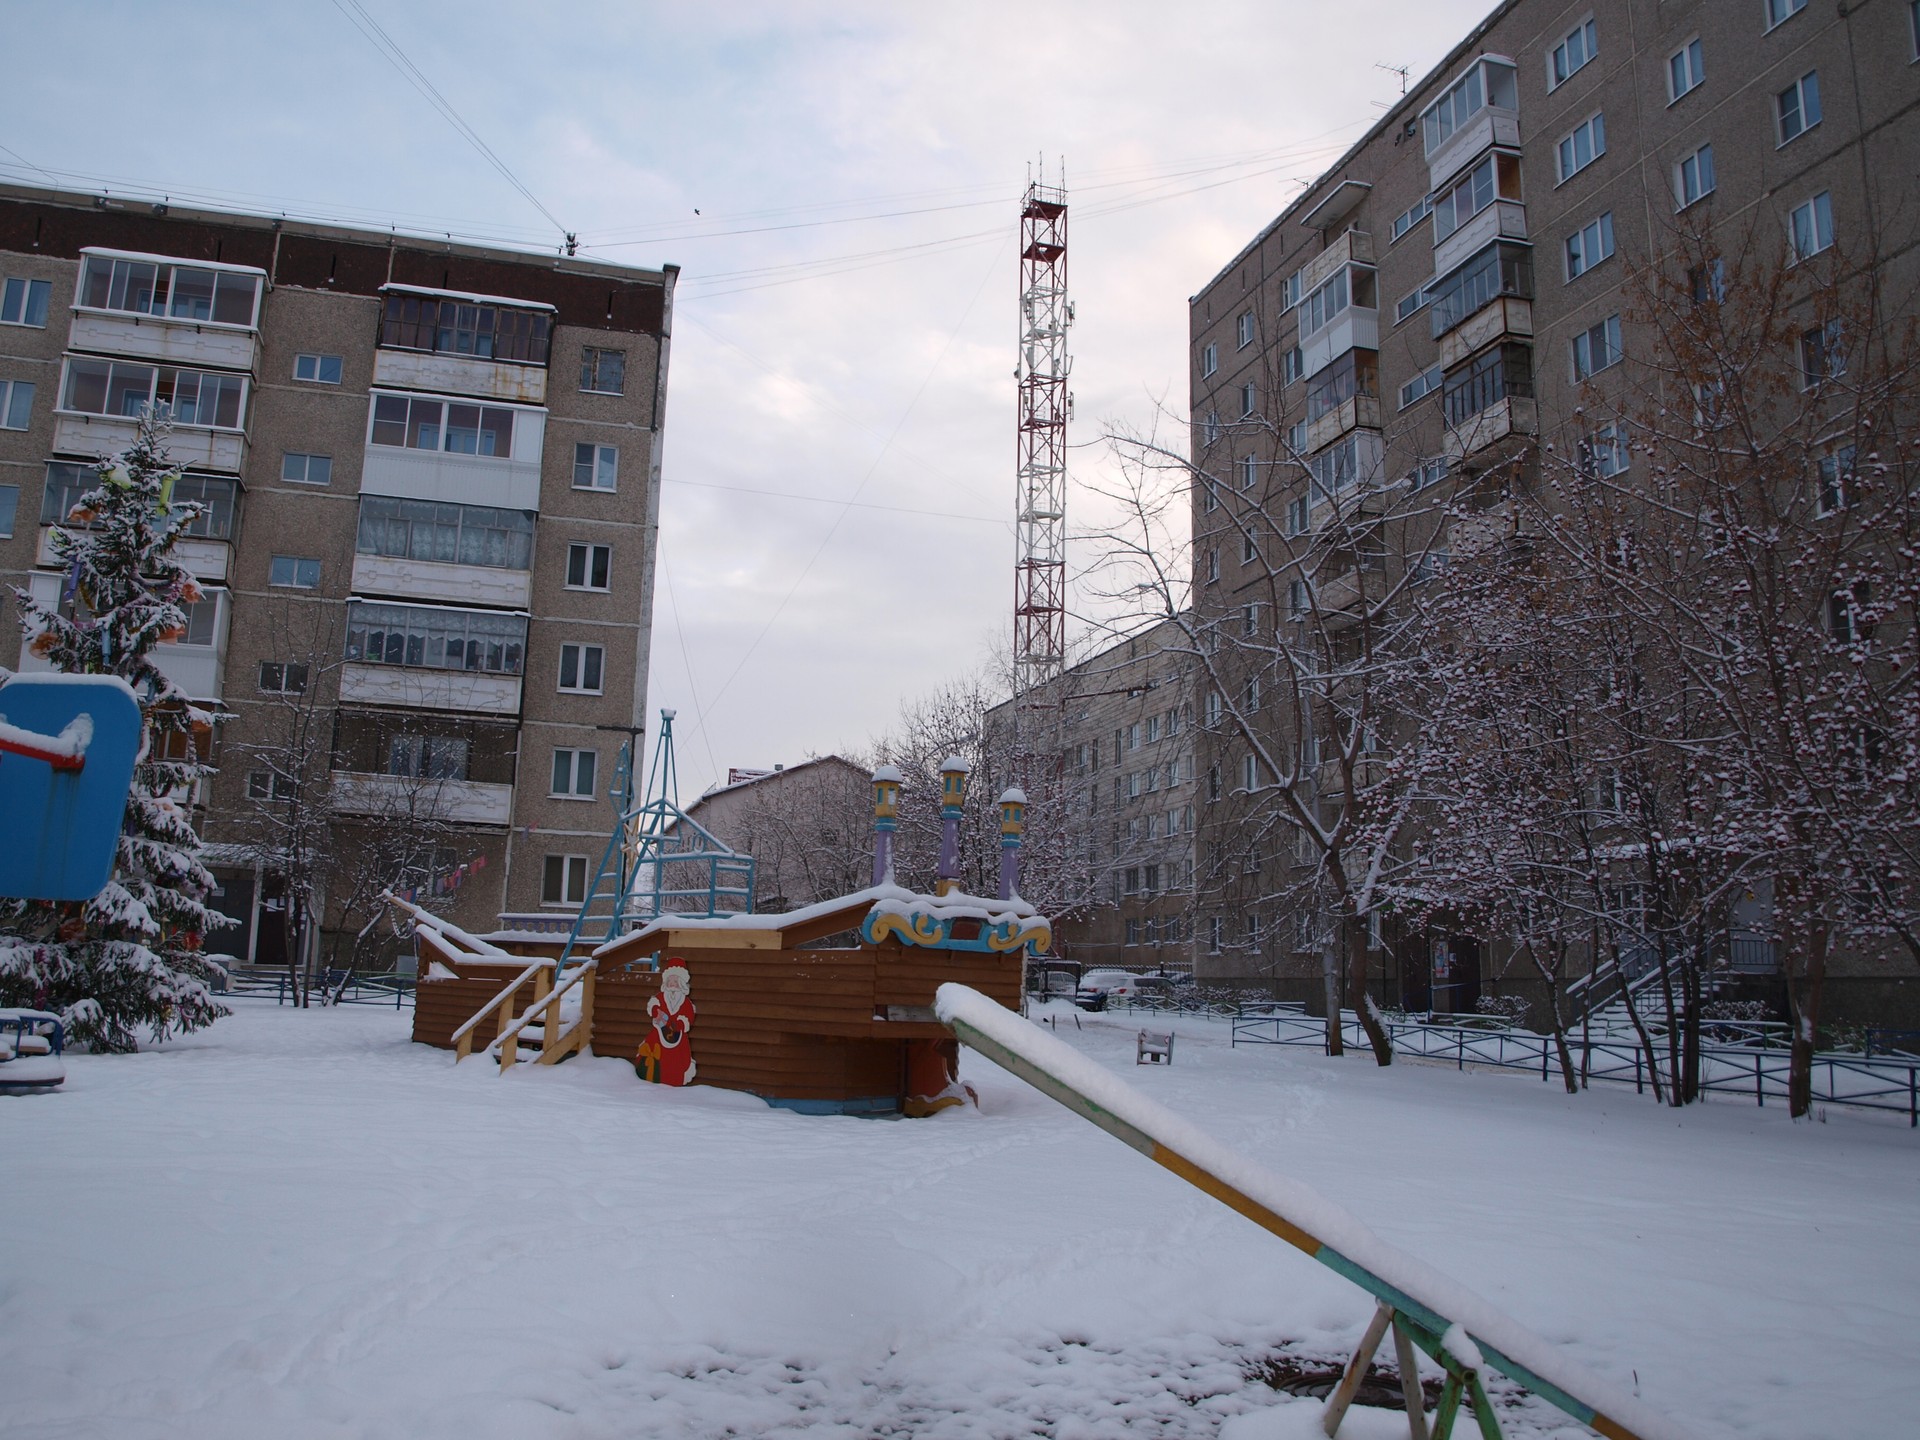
[79,246,268,278]
[382,891,511,957]
[940,754,971,774]
[998,787,1027,805]
[599,883,1047,957]
[872,764,902,783]
[689,754,866,806]
[379,281,557,313]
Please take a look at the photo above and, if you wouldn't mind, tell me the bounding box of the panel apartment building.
[1186,0,1920,1009]
[0,184,673,966]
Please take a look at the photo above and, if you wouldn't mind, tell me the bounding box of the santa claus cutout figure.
[635,958,696,1085]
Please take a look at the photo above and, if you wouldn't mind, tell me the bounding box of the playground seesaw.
[936,983,1693,1440]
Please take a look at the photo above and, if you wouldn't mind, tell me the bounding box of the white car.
[1074,970,1148,1011]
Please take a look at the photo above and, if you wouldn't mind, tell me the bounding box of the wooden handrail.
[491,960,598,1072]
[451,959,549,1059]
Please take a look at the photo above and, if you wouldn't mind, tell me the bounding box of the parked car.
[1027,962,1081,1003]
[1074,969,1149,1011]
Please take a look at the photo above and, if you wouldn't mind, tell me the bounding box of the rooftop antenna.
[1375,62,1410,96]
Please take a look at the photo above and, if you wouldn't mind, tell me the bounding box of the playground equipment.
[0,673,142,903]
[404,742,1048,1115]
[0,1010,66,1094]
[936,983,1691,1440]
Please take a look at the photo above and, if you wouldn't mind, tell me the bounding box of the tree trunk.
[1618,946,1666,1105]
[1789,914,1829,1119]
[1322,947,1344,1056]
[1528,940,1579,1095]
[1348,915,1393,1066]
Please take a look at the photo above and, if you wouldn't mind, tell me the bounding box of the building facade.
[685,757,874,911]
[1186,0,1920,1015]
[0,185,674,966]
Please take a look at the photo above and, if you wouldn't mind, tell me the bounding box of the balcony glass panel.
[380,294,551,365]
[1305,350,1380,424]
[355,495,535,570]
[345,601,526,676]
[1430,243,1533,338]
[1421,58,1519,156]
[1443,343,1534,426]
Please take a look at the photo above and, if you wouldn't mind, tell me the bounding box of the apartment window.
[1204,691,1222,727]
[1428,241,1532,338]
[1242,530,1258,564]
[573,442,618,491]
[1127,723,1141,751]
[389,735,469,780]
[76,254,260,326]
[379,293,551,364]
[294,353,343,385]
[1237,310,1255,348]
[1690,259,1728,306]
[1564,213,1615,281]
[246,771,297,803]
[1776,72,1821,145]
[1285,494,1311,536]
[1571,315,1623,381]
[0,485,16,539]
[1421,57,1518,155]
[1674,145,1716,209]
[1286,420,1307,453]
[1308,433,1372,501]
[566,542,612,591]
[1550,16,1597,89]
[1246,675,1261,713]
[1693,380,1728,430]
[1202,411,1221,446]
[1910,0,1919,58]
[1144,863,1162,894]
[269,555,321,590]
[1200,476,1219,514]
[1408,456,1448,491]
[1556,114,1606,184]
[1579,421,1630,478]
[0,379,32,430]
[1200,342,1218,377]
[1124,919,1141,947]
[1765,0,1806,31]
[357,496,535,570]
[1443,343,1534,426]
[61,359,245,429]
[1239,382,1256,417]
[558,642,605,694]
[1241,754,1258,791]
[1394,284,1430,326]
[0,277,51,327]
[543,855,589,907]
[551,747,599,799]
[1668,38,1704,102]
[1283,270,1304,310]
[369,393,516,457]
[1411,544,1449,585]
[580,347,626,394]
[1817,445,1855,516]
[1205,548,1220,584]
[1288,578,1311,618]
[1828,585,1870,644]
[1788,192,1834,264]
[1301,266,1373,340]
[258,661,309,694]
[281,451,333,486]
[346,601,526,674]
[1145,714,1160,744]
[1282,347,1304,384]
[1390,195,1433,243]
[1398,364,1443,410]
[1123,868,1141,898]
[1800,322,1846,391]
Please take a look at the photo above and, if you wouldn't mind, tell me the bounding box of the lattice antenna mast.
[1013,167,1072,725]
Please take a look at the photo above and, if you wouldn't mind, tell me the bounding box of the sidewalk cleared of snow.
[1,1000,1911,1438]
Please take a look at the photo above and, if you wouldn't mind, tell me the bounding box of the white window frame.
[258,660,310,694]
[565,541,613,592]
[1239,453,1258,489]
[0,277,52,328]
[1205,548,1219,585]
[1202,411,1220,446]
[1556,113,1607,184]
[1237,310,1255,348]
[268,555,321,590]
[1200,342,1218,378]
[1775,71,1821,147]
[293,353,344,385]
[1674,144,1716,210]
[1389,196,1433,244]
[0,483,17,540]
[1788,191,1834,264]
[543,854,590,907]
[1240,382,1256,417]
[1282,347,1303,384]
[1285,494,1311,536]
[1816,445,1855,517]
[247,771,297,803]
[572,441,618,492]
[550,747,600,800]
[557,642,606,695]
[1394,284,1430,326]
[1764,0,1807,33]
[1549,16,1598,91]
[1580,420,1631,478]
[1564,212,1616,282]
[0,378,33,431]
[280,451,333,486]
[367,390,526,460]
[1242,529,1258,564]
[1667,37,1704,103]
[1397,364,1442,410]
[1571,315,1624,381]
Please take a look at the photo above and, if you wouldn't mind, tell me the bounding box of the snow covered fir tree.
[0,414,229,1050]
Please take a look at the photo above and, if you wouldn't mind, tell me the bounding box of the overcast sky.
[1,0,1493,796]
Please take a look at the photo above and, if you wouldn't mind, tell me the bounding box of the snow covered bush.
[0,414,230,1050]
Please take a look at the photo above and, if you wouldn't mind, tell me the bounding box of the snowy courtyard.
[2,999,1913,1440]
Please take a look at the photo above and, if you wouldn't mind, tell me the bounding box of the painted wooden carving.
[635,959,696,1085]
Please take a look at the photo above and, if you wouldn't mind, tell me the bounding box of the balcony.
[1433,199,1528,281]
[14,573,228,700]
[68,309,260,373]
[330,771,515,827]
[52,410,246,473]
[1305,394,1381,454]
[1438,297,1534,371]
[351,553,532,609]
[340,662,522,716]
[372,348,546,405]
[37,525,228,582]
[1301,307,1379,382]
[1299,228,1374,296]
[1443,395,1537,462]
[359,437,543,511]
[1428,106,1522,193]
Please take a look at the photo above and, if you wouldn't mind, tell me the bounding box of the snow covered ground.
[2,999,1913,1439]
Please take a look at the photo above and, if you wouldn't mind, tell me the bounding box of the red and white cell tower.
[1013,172,1071,704]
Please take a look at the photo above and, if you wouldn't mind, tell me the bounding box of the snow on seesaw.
[2,1001,1913,1439]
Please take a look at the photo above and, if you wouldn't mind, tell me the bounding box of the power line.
[665,475,1006,528]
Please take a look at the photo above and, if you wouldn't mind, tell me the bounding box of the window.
[1421,57,1518,155]
[558,643,605,694]
[1911,0,1919,58]
[1123,868,1141,897]
[580,347,626,394]
[1240,382,1256,417]
[1124,919,1140,947]
[1200,477,1219,514]
[1390,195,1433,243]
[76,254,259,326]
[1693,380,1727,430]
[1800,322,1846,390]
[0,378,32,430]
[1817,445,1855,516]
[1668,38,1704,102]
[1308,433,1371,501]
[1285,494,1311,536]
[357,496,535,570]
[1674,144,1716,209]
[1143,863,1161,894]
[1398,364,1443,410]
[1428,242,1532,337]
[0,277,51,327]
[281,451,333,486]
[1556,114,1606,183]
[1205,548,1220,584]
[1242,754,1258,791]
[1550,17,1597,89]
[1765,0,1806,30]
[0,485,17,538]
[1281,347,1304,384]
[1579,421,1630,478]
[388,735,469,780]
[247,771,297,803]
[1301,266,1379,342]
[1246,675,1261,712]
[346,601,526,674]
[1288,578,1311,618]
[543,855,589,907]
[1571,315,1623,381]
[1564,213,1615,281]
[1408,456,1448,491]
[1395,284,1430,325]
[1411,544,1449,585]
[369,393,516,457]
[293,353,343,385]
[269,555,321,589]
[1443,343,1534,425]
[379,292,551,364]
[572,442,618,491]
[1200,342,1218,377]
[1286,420,1307,453]
[551,747,599,799]
[1789,192,1834,264]
[566,542,612,591]
[1202,411,1221,447]
[1689,259,1728,306]
[1204,691,1222,727]
[1305,349,1379,424]
[1145,714,1160,744]
[1829,585,1870,644]
[1776,72,1821,145]
[1237,310,1255,347]
[61,359,245,429]
[259,661,309,694]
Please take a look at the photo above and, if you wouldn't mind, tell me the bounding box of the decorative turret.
[997,788,1026,901]
[935,754,971,896]
[871,764,903,886]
